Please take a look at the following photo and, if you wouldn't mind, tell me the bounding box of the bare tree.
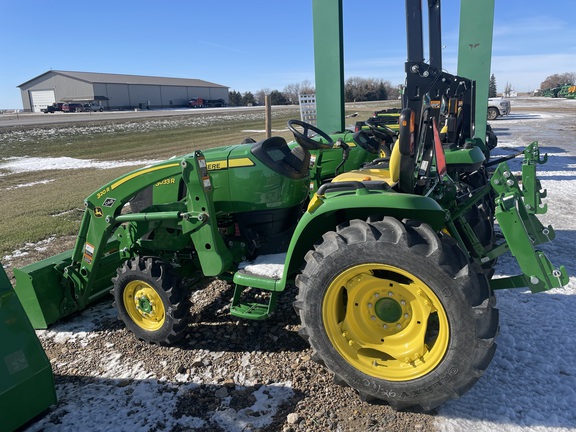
[282,80,316,104]
[255,88,271,106]
[283,77,399,104]
[504,82,513,97]
[282,83,300,105]
[299,80,315,95]
[344,77,394,102]
[387,83,401,100]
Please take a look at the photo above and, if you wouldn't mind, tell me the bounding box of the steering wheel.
[287,119,334,151]
[365,117,398,144]
[352,129,379,154]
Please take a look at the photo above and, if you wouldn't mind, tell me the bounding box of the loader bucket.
[0,262,57,432]
[13,249,73,329]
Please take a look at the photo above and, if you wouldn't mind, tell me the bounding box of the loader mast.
[457,0,495,144]
[312,0,345,133]
[312,0,494,150]
[405,0,442,69]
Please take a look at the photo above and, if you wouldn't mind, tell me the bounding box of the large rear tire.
[295,217,498,410]
[113,257,189,345]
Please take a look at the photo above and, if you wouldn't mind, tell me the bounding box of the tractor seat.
[251,136,311,179]
[332,138,401,186]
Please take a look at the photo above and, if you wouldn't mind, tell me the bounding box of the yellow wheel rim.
[322,263,449,381]
[123,280,166,331]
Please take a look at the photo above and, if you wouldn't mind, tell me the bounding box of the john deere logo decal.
[94,207,103,218]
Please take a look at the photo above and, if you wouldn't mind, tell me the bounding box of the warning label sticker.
[84,242,95,264]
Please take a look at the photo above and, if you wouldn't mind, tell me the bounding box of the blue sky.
[1,0,574,109]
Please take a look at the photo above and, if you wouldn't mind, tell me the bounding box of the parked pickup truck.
[83,102,104,112]
[42,103,64,113]
[61,103,84,113]
[487,97,511,120]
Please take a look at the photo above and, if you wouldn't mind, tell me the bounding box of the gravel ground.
[4,236,435,432]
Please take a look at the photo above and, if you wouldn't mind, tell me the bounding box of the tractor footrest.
[230,300,273,320]
[230,285,278,320]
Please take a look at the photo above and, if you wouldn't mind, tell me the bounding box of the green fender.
[444,144,486,169]
[275,185,446,290]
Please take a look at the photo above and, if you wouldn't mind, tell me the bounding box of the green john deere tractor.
[11,0,569,412]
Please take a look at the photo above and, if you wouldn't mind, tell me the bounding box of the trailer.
[188,97,227,108]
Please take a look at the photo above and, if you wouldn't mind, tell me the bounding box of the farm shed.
[18,70,229,112]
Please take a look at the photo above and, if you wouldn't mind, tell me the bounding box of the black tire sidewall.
[379,144,392,159]
[300,234,485,407]
[114,264,180,344]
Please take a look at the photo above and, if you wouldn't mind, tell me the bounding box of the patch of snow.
[2,179,55,190]
[29,303,295,432]
[2,237,57,263]
[241,129,289,133]
[238,253,286,279]
[0,156,162,173]
[212,383,294,431]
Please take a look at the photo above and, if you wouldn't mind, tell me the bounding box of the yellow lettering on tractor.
[154,178,176,187]
[207,158,254,171]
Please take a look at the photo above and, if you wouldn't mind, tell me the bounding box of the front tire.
[113,257,189,345]
[487,107,499,120]
[295,217,498,410]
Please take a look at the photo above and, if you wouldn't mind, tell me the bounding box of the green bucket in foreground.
[0,263,57,432]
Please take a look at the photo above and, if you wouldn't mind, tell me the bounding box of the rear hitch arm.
[521,141,548,214]
[489,150,568,292]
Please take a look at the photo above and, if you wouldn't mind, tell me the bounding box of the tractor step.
[230,270,281,320]
[230,288,278,320]
[230,298,276,320]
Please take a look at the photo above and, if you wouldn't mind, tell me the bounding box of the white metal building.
[18,70,229,112]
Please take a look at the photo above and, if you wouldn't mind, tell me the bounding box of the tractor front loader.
[12,0,568,413]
